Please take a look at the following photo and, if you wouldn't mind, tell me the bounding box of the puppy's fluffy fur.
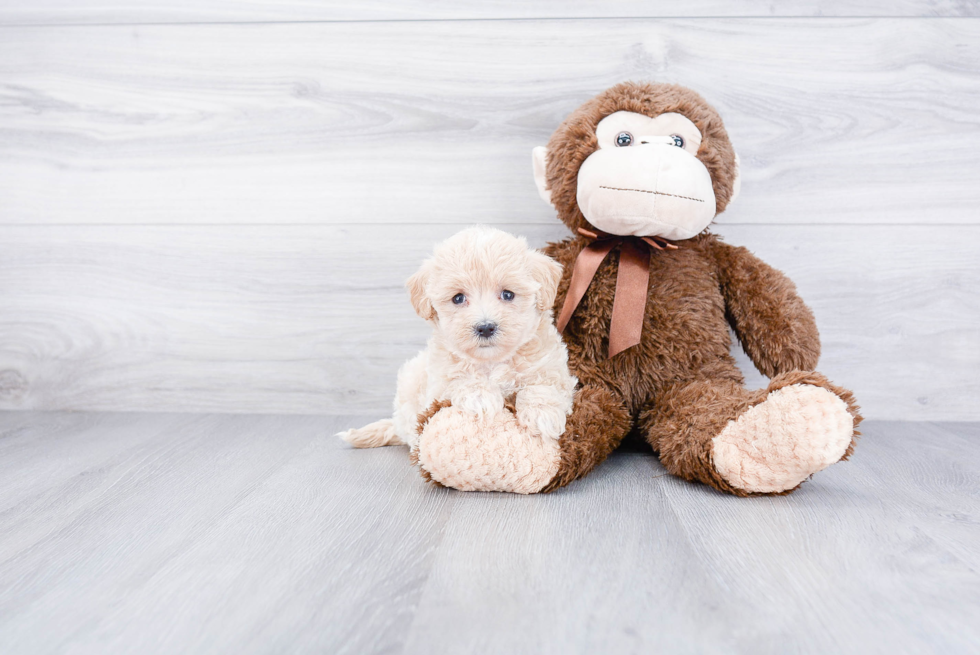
[338,226,577,450]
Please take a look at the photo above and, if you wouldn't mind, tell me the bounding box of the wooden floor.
[0,412,977,654]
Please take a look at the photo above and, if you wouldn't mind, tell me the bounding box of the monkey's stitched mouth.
[599,186,705,203]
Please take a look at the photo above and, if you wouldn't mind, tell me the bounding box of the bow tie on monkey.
[534,108,741,358]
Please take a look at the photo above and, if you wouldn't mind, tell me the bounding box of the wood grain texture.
[0,223,976,420]
[0,411,190,515]
[1,19,978,226]
[0,413,456,654]
[1,15,977,420]
[0,0,976,25]
[1,412,978,654]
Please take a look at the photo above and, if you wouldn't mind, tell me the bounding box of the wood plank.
[0,413,454,654]
[400,422,980,654]
[0,223,976,420]
[1,19,978,226]
[853,421,980,571]
[402,453,757,654]
[655,419,980,654]
[0,413,977,653]
[931,421,980,440]
[0,1,974,25]
[0,413,980,655]
[0,411,190,513]
[0,413,318,566]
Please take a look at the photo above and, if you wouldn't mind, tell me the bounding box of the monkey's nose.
[474,322,497,339]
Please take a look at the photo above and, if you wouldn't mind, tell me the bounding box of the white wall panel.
[0,1,976,25]
[0,224,975,419]
[1,14,976,419]
[0,19,978,227]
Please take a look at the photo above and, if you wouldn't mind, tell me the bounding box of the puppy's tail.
[337,418,403,448]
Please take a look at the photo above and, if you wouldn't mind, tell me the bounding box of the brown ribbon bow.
[556,227,678,358]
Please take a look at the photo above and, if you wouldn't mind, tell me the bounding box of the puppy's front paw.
[517,404,567,441]
[458,389,505,419]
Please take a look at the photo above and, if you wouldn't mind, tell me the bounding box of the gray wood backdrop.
[0,2,978,420]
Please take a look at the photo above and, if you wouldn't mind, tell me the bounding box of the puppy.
[338,226,577,450]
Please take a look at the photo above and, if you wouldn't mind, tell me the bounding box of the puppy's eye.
[451,293,465,305]
[500,290,515,302]
[616,132,633,147]
[671,134,685,148]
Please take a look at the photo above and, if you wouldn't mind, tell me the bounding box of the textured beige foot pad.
[416,407,561,494]
[711,384,854,493]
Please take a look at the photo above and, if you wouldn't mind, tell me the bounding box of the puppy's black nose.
[474,322,497,339]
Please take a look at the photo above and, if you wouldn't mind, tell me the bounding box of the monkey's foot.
[415,406,560,494]
[710,384,854,494]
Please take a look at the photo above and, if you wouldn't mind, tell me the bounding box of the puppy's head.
[406,226,562,361]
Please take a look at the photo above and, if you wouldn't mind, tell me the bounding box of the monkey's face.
[532,82,741,241]
[575,111,717,241]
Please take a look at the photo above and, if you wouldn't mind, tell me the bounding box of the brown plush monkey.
[417,82,861,496]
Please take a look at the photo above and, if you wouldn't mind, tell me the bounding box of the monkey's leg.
[414,401,561,494]
[639,372,862,496]
[540,383,633,492]
[414,384,632,494]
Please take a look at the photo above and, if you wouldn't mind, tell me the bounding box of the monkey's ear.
[532,146,554,207]
[528,250,563,312]
[728,152,742,206]
[405,260,436,322]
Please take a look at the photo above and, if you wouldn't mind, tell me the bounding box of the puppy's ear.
[406,260,436,322]
[528,250,563,312]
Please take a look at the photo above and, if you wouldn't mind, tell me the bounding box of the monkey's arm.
[708,239,820,377]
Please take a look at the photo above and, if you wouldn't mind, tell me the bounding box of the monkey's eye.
[671,135,685,148]
[452,293,466,305]
[615,132,633,147]
[500,290,515,302]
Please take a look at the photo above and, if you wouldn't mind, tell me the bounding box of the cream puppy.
[338,226,577,450]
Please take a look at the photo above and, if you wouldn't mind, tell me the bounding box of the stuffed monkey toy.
[416,81,861,496]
